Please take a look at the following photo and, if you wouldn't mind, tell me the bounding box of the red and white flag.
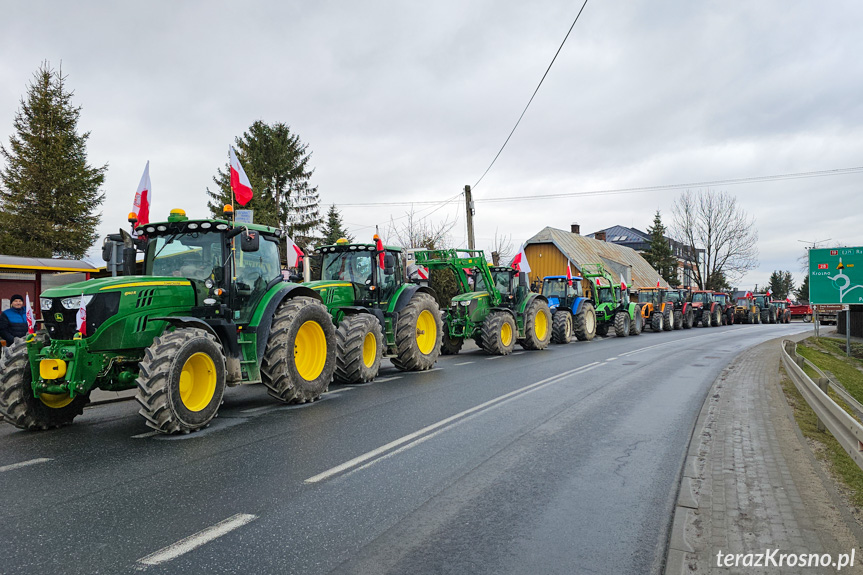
[24,294,35,335]
[596,277,602,286]
[656,279,661,288]
[132,161,152,227]
[745,291,753,298]
[512,244,531,274]
[621,274,627,292]
[75,294,87,335]
[786,297,792,303]
[374,234,385,269]
[566,261,573,285]
[286,236,304,268]
[765,288,772,297]
[228,146,253,206]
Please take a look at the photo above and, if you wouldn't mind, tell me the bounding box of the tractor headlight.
[40,298,53,311]
[60,295,94,310]
[204,279,214,289]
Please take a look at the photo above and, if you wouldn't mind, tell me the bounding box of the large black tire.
[334,314,383,384]
[650,312,664,332]
[769,309,777,324]
[803,314,812,323]
[614,311,630,337]
[726,309,734,326]
[630,308,643,335]
[760,309,769,324]
[480,311,517,355]
[136,328,226,434]
[551,311,572,344]
[673,310,683,330]
[520,299,552,350]
[700,310,711,327]
[262,296,336,403]
[391,293,442,371]
[712,308,722,327]
[574,302,597,342]
[683,309,694,329]
[441,332,464,355]
[0,337,89,431]
[747,311,754,324]
[663,307,674,331]
[596,323,609,337]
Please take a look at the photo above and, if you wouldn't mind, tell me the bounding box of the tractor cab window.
[542,278,568,300]
[234,237,281,322]
[376,250,401,304]
[754,296,768,307]
[618,287,629,305]
[713,293,727,305]
[147,233,223,282]
[667,291,681,303]
[492,270,513,295]
[597,286,615,304]
[692,292,710,304]
[736,298,750,306]
[638,290,659,305]
[322,250,374,301]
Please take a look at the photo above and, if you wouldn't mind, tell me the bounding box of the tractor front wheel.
[573,302,596,342]
[0,338,89,431]
[481,311,517,355]
[551,311,572,344]
[630,309,643,335]
[614,311,630,337]
[334,314,383,384]
[520,299,552,350]
[684,310,694,329]
[391,293,442,371]
[596,323,609,338]
[663,307,674,331]
[673,310,683,330]
[262,296,335,403]
[136,328,226,434]
[441,332,464,355]
[651,312,664,332]
[701,310,711,327]
[712,308,722,327]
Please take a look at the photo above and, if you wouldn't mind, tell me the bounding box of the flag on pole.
[656,279,661,288]
[374,234,385,269]
[24,294,35,335]
[286,236,304,268]
[745,291,753,298]
[75,294,87,335]
[621,274,627,292]
[786,297,792,303]
[596,277,602,286]
[566,261,573,286]
[228,146,253,206]
[765,288,772,297]
[512,244,531,274]
[131,161,152,227]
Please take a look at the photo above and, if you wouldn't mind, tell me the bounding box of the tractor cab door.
[375,250,402,308]
[232,235,282,323]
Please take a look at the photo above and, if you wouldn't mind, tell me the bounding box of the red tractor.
[689,290,722,327]
[712,292,736,325]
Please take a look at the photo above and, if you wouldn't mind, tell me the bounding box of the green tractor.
[580,263,643,337]
[413,249,552,355]
[304,236,442,384]
[540,274,596,344]
[0,208,336,434]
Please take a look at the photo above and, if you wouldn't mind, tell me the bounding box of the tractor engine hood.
[304,280,359,307]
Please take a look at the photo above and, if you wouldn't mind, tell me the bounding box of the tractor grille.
[42,292,121,340]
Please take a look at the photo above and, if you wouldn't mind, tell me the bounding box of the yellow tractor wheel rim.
[362,331,376,368]
[39,392,74,409]
[295,321,327,381]
[179,352,217,412]
[534,309,548,340]
[501,321,513,347]
[416,309,437,355]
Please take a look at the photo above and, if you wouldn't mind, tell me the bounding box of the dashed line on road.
[373,376,403,383]
[136,513,257,566]
[0,457,52,473]
[486,356,504,360]
[453,361,474,366]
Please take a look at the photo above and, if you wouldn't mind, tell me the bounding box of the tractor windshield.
[754,296,768,307]
[638,290,659,305]
[713,293,727,305]
[146,233,223,281]
[492,270,513,295]
[774,301,786,309]
[542,278,568,299]
[322,251,374,285]
[667,291,681,303]
[597,286,615,304]
[736,298,750,306]
[692,292,710,304]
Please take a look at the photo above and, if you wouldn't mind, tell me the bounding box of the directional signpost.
[809,246,863,354]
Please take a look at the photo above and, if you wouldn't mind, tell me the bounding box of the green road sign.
[809,247,863,304]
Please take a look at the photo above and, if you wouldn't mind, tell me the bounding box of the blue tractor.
[541,275,596,343]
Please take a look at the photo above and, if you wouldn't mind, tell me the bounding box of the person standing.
[0,294,29,345]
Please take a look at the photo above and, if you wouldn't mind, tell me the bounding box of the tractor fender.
[682,302,689,314]
[570,296,588,315]
[391,284,439,314]
[253,283,326,363]
[518,292,548,314]
[490,306,518,321]
[154,316,243,384]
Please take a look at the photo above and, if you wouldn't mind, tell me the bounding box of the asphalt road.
[0,322,810,575]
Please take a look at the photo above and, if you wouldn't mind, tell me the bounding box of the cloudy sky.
[1,0,861,289]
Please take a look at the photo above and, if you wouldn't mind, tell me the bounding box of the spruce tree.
[0,62,106,258]
[794,276,809,302]
[643,211,678,285]
[207,121,320,250]
[321,205,353,245]
[767,270,795,300]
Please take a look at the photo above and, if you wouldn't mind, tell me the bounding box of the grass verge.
[798,338,863,405]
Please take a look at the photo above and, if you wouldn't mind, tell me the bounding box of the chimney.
[571,223,580,235]
[595,231,606,242]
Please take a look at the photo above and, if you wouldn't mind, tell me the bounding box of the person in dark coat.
[0,294,29,345]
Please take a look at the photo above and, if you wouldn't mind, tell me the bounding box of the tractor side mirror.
[241,230,260,252]
[384,253,395,274]
[101,238,115,262]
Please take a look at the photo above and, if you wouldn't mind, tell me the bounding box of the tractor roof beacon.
[412,249,552,356]
[0,207,336,434]
[304,237,442,384]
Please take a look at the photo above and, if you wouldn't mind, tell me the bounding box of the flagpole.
[230,146,237,283]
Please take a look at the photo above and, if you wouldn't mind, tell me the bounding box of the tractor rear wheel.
[480,311,517,355]
[663,307,674,331]
[701,310,711,327]
[760,309,769,324]
[0,337,89,431]
[712,308,722,327]
[651,312,664,332]
[614,311,630,337]
[769,309,777,324]
[726,310,734,325]
[136,328,226,434]
[520,299,552,350]
[684,310,694,329]
[551,311,572,344]
[441,332,464,355]
[262,296,335,403]
[673,310,683,330]
[630,309,643,335]
[803,314,812,323]
[334,314,383,384]
[574,302,597,342]
[391,293,442,371]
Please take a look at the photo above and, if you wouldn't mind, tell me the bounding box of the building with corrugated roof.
[523,225,671,290]
[0,255,100,317]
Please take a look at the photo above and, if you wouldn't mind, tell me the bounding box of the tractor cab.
[541,276,583,311]
[636,287,668,307]
[311,239,403,309]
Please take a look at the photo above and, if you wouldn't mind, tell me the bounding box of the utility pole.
[464,185,475,250]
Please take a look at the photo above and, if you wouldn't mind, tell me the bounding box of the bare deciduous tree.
[489,227,514,265]
[386,206,455,250]
[672,189,758,290]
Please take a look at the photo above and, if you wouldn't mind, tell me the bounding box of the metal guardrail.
[798,352,863,421]
[780,339,863,471]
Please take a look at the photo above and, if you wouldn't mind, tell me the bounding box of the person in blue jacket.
[0,294,29,345]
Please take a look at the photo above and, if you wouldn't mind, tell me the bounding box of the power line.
[472,0,590,192]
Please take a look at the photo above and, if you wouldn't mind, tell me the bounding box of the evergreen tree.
[767,270,794,300]
[795,276,810,302]
[0,62,106,258]
[321,205,353,245]
[207,121,320,250]
[643,211,678,285]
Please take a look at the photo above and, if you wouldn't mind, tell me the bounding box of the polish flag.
[374,234,385,269]
[621,274,627,292]
[25,294,36,334]
[596,277,602,286]
[566,261,573,285]
[512,244,531,274]
[765,288,772,297]
[657,279,661,288]
[228,146,253,206]
[132,161,152,227]
[75,294,87,335]
[286,236,304,268]
[786,297,792,303]
[745,291,753,298]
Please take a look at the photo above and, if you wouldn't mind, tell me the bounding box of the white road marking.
[605,357,618,362]
[453,361,474,366]
[136,513,257,566]
[325,387,353,395]
[304,362,601,484]
[414,367,442,373]
[132,431,160,439]
[373,376,402,383]
[486,356,504,360]
[0,458,52,472]
[241,405,276,414]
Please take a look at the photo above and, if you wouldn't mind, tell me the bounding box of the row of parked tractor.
[0,209,790,436]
